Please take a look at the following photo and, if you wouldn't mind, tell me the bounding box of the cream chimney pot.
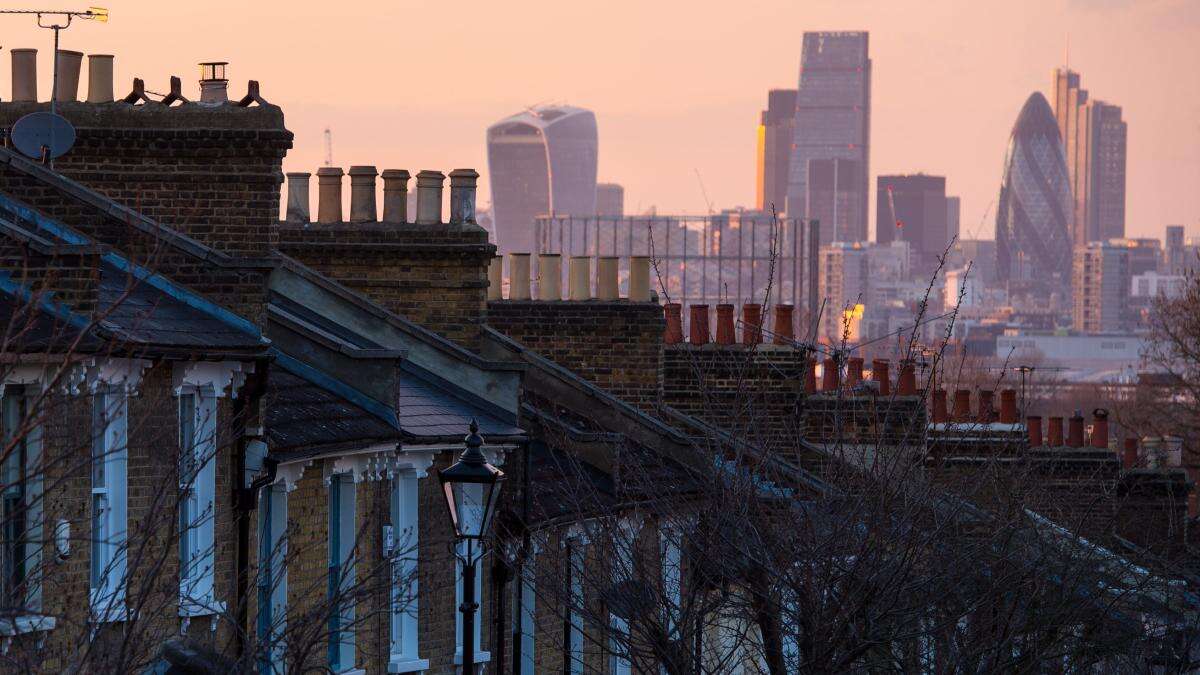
[11,49,37,102]
[538,254,562,300]
[415,170,445,225]
[55,50,84,102]
[487,256,503,301]
[316,167,344,224]
[568,256,591,300]
[381,169,410,223]
[286,172,312,224]
[86,54,114,103]
[509,253,531,300]
[448,168,479,224]
[628,256,651,301]
[596,257,619,300]
[348,166,378,223]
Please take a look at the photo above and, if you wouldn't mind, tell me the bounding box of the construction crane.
[884,182,903,232]
[323,128,333,167]
[693,168,714,215]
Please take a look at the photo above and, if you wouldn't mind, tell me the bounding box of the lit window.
[328,474,356,671]
[91,390,128,621]
[179,389,219,615]
[1,387,42,613]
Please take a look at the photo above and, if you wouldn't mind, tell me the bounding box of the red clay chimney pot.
[1027,416,1043,447]
[872,359,891,396]
[742,303,763,345]
[1090,408,1109,449]
[664,303,683,345]
[999,389,1018,424]
[773,304,795,344]
[932,389,948,424]
[898,360,917,396]
[822,356,840,392]
[689,304,710,344]
[952,389,971,422]
[1048,416,1064,447]
[715,304,735,345]
[1122,437,1137,469]
[846,357,864,386]
[1068,413,1085,448]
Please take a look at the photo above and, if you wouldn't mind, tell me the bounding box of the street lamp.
[439,420,504,674]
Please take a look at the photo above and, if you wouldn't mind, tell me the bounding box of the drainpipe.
[233,361,270,661]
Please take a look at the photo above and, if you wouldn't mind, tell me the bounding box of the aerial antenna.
[323,128,333,167]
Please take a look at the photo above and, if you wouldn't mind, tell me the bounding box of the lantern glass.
[438,454,504,540]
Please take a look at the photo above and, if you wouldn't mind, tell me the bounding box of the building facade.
[876,173,949,276]
[817,242,869,342]
[1073,241,1132,333]
[756,88,797,213]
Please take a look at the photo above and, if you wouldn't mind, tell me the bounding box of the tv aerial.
[1,7,109,166]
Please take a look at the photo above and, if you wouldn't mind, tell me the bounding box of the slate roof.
[396,366,524,442]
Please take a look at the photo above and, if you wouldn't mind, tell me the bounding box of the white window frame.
[388,469,426,673]
[1,387,43,615]
[567,539,585,675]
[257,483,288,674]
[328,473,357,673]
[90,389,128,622]
[178,387,220,617]
[610,520,641,675]
[513,543,538,675]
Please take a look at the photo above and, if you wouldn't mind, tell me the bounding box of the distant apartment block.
[596,182,624,216]
[876,174,949,276]
[1053,68,1127,245]
[756,89,796,213]
[818,242,870,342]
[786,31,870,242]
[1073,241,1131,333]
[1107,237,1162,276]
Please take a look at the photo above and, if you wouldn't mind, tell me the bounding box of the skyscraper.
[876,174,948,275]
[486,106,598,255]
[596,183,624,216]
[946,196,961,242]
[786,31,870,243]
[806,158,864,246]
[1072,241,1131,333]
[995,93,1073,289]
[1164,225,1186,273]
[756,89,796,213]
[1052,68,1127,244]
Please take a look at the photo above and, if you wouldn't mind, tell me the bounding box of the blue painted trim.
[0,192,263,339]
[0,271,93,333]
[270,348,401,431]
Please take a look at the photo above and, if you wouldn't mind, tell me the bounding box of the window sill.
[89,598,130,624]
[453,651,491,665]
[388,658,429,674]
[336,669,366,675]
[179,596,226,618]
[0,614,56,636]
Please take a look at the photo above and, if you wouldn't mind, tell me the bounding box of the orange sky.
[2,0,1197,241]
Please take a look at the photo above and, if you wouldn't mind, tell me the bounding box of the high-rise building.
[1107,238,1162,276]
[818,242,869,342]
[486,105,598,255]
[946,196,961,243]
[1164,225,1187,273]
[807,158,865,246]
[1052,68,1127,245]
[596,183,624,216]
[876,174,948,276]
[952,239,999,285]
[995,93,1073,290]
[1072,241,1131,333]
[756,89,797,213]
[786,31,870,242]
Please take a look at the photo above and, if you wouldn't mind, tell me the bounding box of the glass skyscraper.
[786,31,870,244]
[486,106,598,255]
[995,92,1073,288]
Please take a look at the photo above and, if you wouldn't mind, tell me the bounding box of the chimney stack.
[348,166,378,222]
[596,257,618,300]
[689,305,710,344]
[1028,416,1043,447]
[715,304,735,345]
[932,389,949,424]
[316,167,344,224]
[897,360,917,396]
[978,390,996,423]
[87,54,115,103]
[846,357,864,386]
[805,357,817,394]
[449,169,479,224]
[415,170,445,225]
[12,49,37,102]
[509,253,531,300]
[628,256,651,302]
[742,303,763,345]
[773,305,795,344]
[285,172,311,224]
[822,356,840,392]
[381,170,411,223]
[55,50,84,101]
[537,254,561,300]
[1048,416,1064,447]
[1122,437,1138,470]
[1090,409,1110,449]
[1068,412,1085,448]
[872,360,891,396]
[198,61,229,103]
[952,389,971,422]
[664,303,683,344]
[568,256,591,300]
[999,389,1018,424]
[487,256,503,301]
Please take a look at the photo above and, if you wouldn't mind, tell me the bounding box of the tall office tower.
[995,93,1073,289]
[596,183,624,216]
[756,89,797,213]
[818,242,870,342]
[1107,238,1161,276]
[1053,68,1127,244]
[946,196,961,242]
[786,31,870,241]
[1164,225,1186,273]
[875,174,948,276]
[953,240,998,285]
[1072,241,1131,333]
[807,158,865,245]
[487,105,598,255]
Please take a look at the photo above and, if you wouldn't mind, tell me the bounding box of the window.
[91,390,128,621]
[179,389,218,615]
[327,474,356,672]
[1,387,42,612]
[513,553,536,675]
[257,484,287,674]
[566,540,585,675]
[389,470,425,672]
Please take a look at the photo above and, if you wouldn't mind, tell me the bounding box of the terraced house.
[0,51,1198,675]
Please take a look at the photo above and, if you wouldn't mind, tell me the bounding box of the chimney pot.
[285,172,312,224]
[55,50,84,102]
[198,61,229,103]
[448,168,479,224]
[508,253,531,300]
[689,305,710,344]
[11,49,37,102]
[872,360,891,396]
[596,257,619,300]
[1028,416,1043,447]
[805,357,818,394]
[86,54,114,103]
[999,389,1018,424]
[822,356,840,392]
[932,389,949,424]
[846,356,864,386]
[348,165,378,223]
[568,256,591,300]
[897,360,917,396]
[537,254,562,300]
[628,256,651,301]
[1122,437,1137,470]
[715,304,735,345]
[742,303,763,345]
[773,305,795,344]
[316,167,344,224]
[487,255,503,301]
[1090,408,1109,449]
[1067,413,1085,448]
[978,390,996,423]
[1048,416,1065,447]
[952,389,971,422]
[664,303,683,344]
[381,169,411,223]
[415,170,445,225]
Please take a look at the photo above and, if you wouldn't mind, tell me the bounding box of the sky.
[2,0,1197,241]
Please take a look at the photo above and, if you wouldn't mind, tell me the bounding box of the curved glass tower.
[486,106,598,255]
[995,93,1073,287]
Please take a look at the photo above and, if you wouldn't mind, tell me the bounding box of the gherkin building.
[995,92,1073,286]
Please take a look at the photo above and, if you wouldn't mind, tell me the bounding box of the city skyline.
[1,0,1194,241]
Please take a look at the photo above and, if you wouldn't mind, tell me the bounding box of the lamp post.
[439,420,505,674]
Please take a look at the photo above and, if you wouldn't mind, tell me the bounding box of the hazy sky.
[3,0,1198,240]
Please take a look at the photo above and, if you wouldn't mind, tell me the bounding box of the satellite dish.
[10,112,76,161]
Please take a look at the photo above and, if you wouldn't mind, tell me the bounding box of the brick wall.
[488,300,665,410]
[279,222,493,352]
